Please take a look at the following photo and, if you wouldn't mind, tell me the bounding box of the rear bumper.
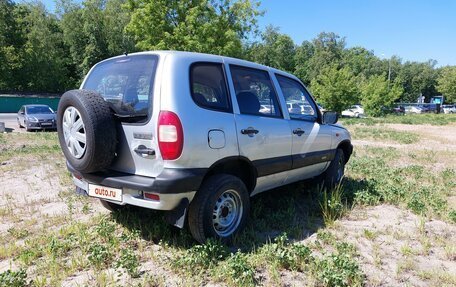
[67,161,206,210]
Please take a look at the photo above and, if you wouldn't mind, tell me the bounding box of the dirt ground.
[0,120,455,286]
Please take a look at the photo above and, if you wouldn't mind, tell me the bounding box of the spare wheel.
[57,89,117,173]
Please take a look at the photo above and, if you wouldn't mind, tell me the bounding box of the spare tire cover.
[57,89,117,173]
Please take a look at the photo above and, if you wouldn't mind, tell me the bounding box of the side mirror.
[20,111,24,115]
[322,111,338,124]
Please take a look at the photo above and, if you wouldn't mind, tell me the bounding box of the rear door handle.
[134,145,156,156]
[293,129,305,136]
[241,127,259,136]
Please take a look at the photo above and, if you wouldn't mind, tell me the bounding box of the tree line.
[1,0,455,115]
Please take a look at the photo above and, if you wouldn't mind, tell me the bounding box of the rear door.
[82,54,162,177]
[274,74,332,181]
[227,65,292,190]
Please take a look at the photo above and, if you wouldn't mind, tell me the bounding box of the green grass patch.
[352,126,419,144]
[341,113,456,126]
[345,146,453,221]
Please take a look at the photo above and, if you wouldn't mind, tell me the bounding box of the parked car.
[56,51,353,243]
[341,105,364,118]
[286,102,302,114]
[442,105,456,114]
[17,104,56,131]
[404,106,423,114]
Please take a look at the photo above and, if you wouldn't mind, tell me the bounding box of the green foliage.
[88,243,113,267]
[352,126,419,144]
[126,0,262,58]
[173,239,228,271]
[249,25,296,72]
[116,247,140,278]
[437,66,456,103]
[313,244,364,287]
[360,74,403,116]
[0,269,27,287]
[310,65,359,113]
[320,184,346,225]
[258,233,312,271]
[449,210,456,223]
[217,251,256,287]
[397,60,438,102]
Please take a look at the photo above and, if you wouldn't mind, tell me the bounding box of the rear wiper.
[113,113,148,121]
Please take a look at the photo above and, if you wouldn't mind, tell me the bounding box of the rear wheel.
[188,174,250,243]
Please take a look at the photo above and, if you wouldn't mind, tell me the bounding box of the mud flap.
[76,186,88,196]
[165,198,189,228]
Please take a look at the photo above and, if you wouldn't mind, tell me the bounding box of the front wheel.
[320,148,345,190]
[188,174,250,243]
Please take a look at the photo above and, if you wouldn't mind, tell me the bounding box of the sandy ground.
[0,122,455,286]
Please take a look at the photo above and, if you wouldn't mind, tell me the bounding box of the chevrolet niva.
[57,51,352,243]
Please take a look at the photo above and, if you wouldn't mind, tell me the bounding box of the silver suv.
[57,51,352,243]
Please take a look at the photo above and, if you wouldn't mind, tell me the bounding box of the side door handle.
[292,128,305,136]
[241,127,259,136]
[134,145,156,156]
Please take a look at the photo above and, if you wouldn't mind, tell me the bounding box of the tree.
[342,47,383,79]
[309,65,359,113]
[396,60,438,102]
[293,40,314,85]
[360,74,403,116]
[437,66,456,103]
[248,25,295,72]
[0,0,27,91]
[21,2,71,92]
[126,0,262,58]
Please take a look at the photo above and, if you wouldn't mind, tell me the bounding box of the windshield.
[83,55,158,119]
[27,106,53,114]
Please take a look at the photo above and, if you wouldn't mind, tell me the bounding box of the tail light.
[158,111,183,160]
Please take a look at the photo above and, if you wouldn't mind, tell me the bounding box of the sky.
[38,0,456,67]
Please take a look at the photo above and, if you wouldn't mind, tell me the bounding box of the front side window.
[276,74,316,121]
[190,63,231,112]
[83,55,158,119]
[230,65,281,118]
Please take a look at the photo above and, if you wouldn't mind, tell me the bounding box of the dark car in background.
[17,104,56,131]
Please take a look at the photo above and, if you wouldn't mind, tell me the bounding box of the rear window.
[83,55,158,120]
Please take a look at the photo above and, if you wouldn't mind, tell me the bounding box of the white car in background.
[442,105,456,114]
[404,106,423,114]
[342,105,364,118]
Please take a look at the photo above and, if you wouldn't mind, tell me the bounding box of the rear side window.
[83,55,158,119]
[190,63,231,112]
[230,65,281,118]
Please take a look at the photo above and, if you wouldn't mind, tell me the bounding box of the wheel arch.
[336,140,353,163]
[202,156,257,193]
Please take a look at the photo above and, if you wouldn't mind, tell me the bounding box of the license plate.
[88,184,122,202]
[41,123,52,126]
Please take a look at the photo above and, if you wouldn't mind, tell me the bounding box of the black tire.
[99,199,125,212]
[57,89,117,173]
[188,174,250,244]
[320,148,345,190]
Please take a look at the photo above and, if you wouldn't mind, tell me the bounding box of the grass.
[341,113,456,126]
[0,118,455,286]
[351,126,419,144]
